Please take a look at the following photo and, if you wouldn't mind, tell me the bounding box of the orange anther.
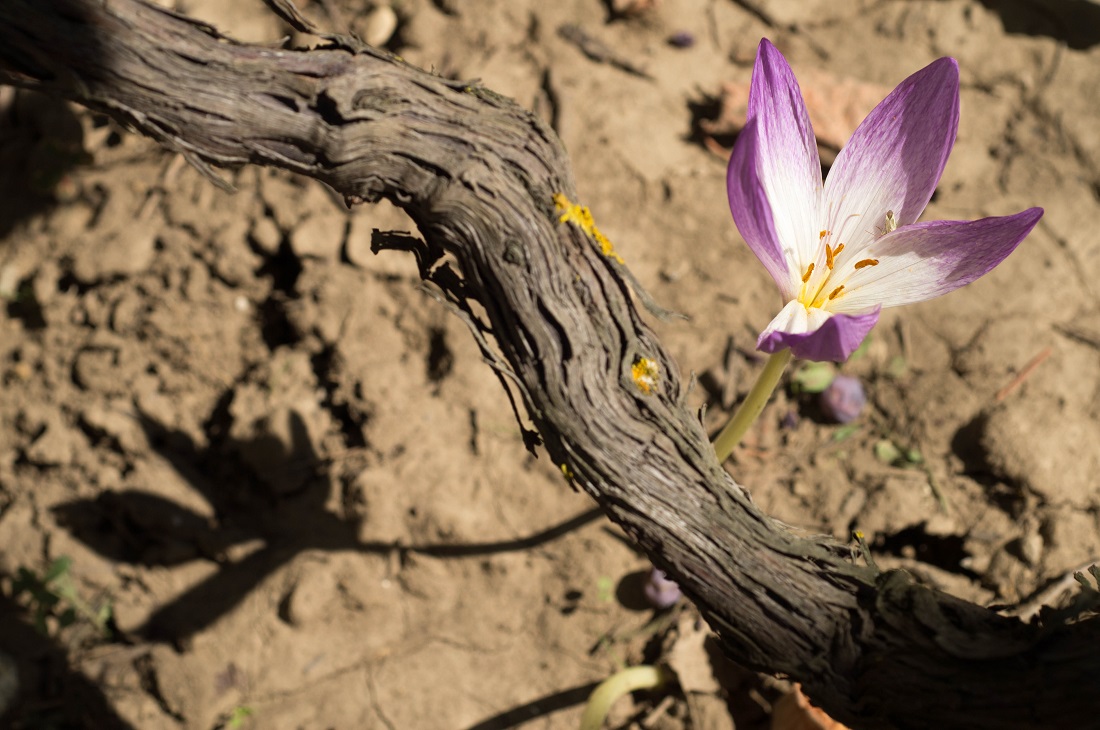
[828,285,845,300]
[854,258,879,269]
[801,263,815,283]
[819,230,829,240]
[825,243,845,270]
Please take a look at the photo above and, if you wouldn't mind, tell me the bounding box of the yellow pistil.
[801,263,815,282]
[854,258,879,269]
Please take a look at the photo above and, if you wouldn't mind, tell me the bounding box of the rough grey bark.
[0,1,1096,727]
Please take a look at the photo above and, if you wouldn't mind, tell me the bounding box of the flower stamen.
[801,263,815,282]
[854,258,879,269]
[825,243,844,270]
[828,285,845,300]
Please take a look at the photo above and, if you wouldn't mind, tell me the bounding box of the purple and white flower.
[727,39,1043,362]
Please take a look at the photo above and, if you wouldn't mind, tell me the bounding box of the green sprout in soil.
[579,664,670,730]
[10,556,113,638]
[216,705,255,730]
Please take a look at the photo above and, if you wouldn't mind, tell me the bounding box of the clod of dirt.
[984,549,1031,602]
[230,404,322,496]
[349,466,409,544]
[289,210,346,260]
[259,172,311,233]
[1013,528,1044,567]
[69,188,157,284]
[249,215,282,256]
[1041,506,1100,576]
[73,345,139,395]
[397,553,458,611]
[357,5,399,48]
[280,562,340,627]
[109,290,145,334]
[227,350,331,496]
[856,474,942,537]
[980,399,1100,509]
[22,406,79,466]
[79,402,148,454]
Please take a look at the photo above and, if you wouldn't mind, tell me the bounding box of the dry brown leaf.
[702,69,893,153]
[611,0,661,16]
[770,684,850,730]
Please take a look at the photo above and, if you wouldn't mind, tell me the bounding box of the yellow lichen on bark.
[631,357,659,395]
[552,193,625,264]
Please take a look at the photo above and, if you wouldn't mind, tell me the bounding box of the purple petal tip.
[758,309,881,363]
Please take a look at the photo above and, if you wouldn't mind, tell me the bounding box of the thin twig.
[995,346,1053,402]
[557,24,653,79]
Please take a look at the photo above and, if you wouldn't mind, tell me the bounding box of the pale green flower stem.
[579,665,670,730]
[712,349,793,461]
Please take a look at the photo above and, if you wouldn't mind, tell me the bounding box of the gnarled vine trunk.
[0,1,1096,727]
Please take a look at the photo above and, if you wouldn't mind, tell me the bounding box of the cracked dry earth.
[2,0,1099,728]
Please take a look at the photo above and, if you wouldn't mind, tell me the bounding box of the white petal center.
[790,209,898,317]
[761,299,835,340]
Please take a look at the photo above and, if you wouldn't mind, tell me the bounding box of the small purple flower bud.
[644,567,681,609]
[819,375,866,423]
[781,409,800,430]
[667,32,695,49]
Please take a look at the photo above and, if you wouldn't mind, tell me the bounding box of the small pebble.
[362,6,398,48]
[667,31,695,49]
[781,409,800,430]
[819,375,866,423]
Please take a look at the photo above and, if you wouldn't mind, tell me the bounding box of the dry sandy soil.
[2,0,1099,728]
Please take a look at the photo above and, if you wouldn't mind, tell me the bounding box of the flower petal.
[757,300,881,362]
[727,119,792,294]
[831,207,1043,311]
[823,57,960,261]
[728,39,822,298]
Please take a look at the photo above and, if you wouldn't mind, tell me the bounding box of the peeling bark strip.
[1,1,1097,727]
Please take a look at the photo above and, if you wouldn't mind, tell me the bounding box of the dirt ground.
[1,0,1098,728]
